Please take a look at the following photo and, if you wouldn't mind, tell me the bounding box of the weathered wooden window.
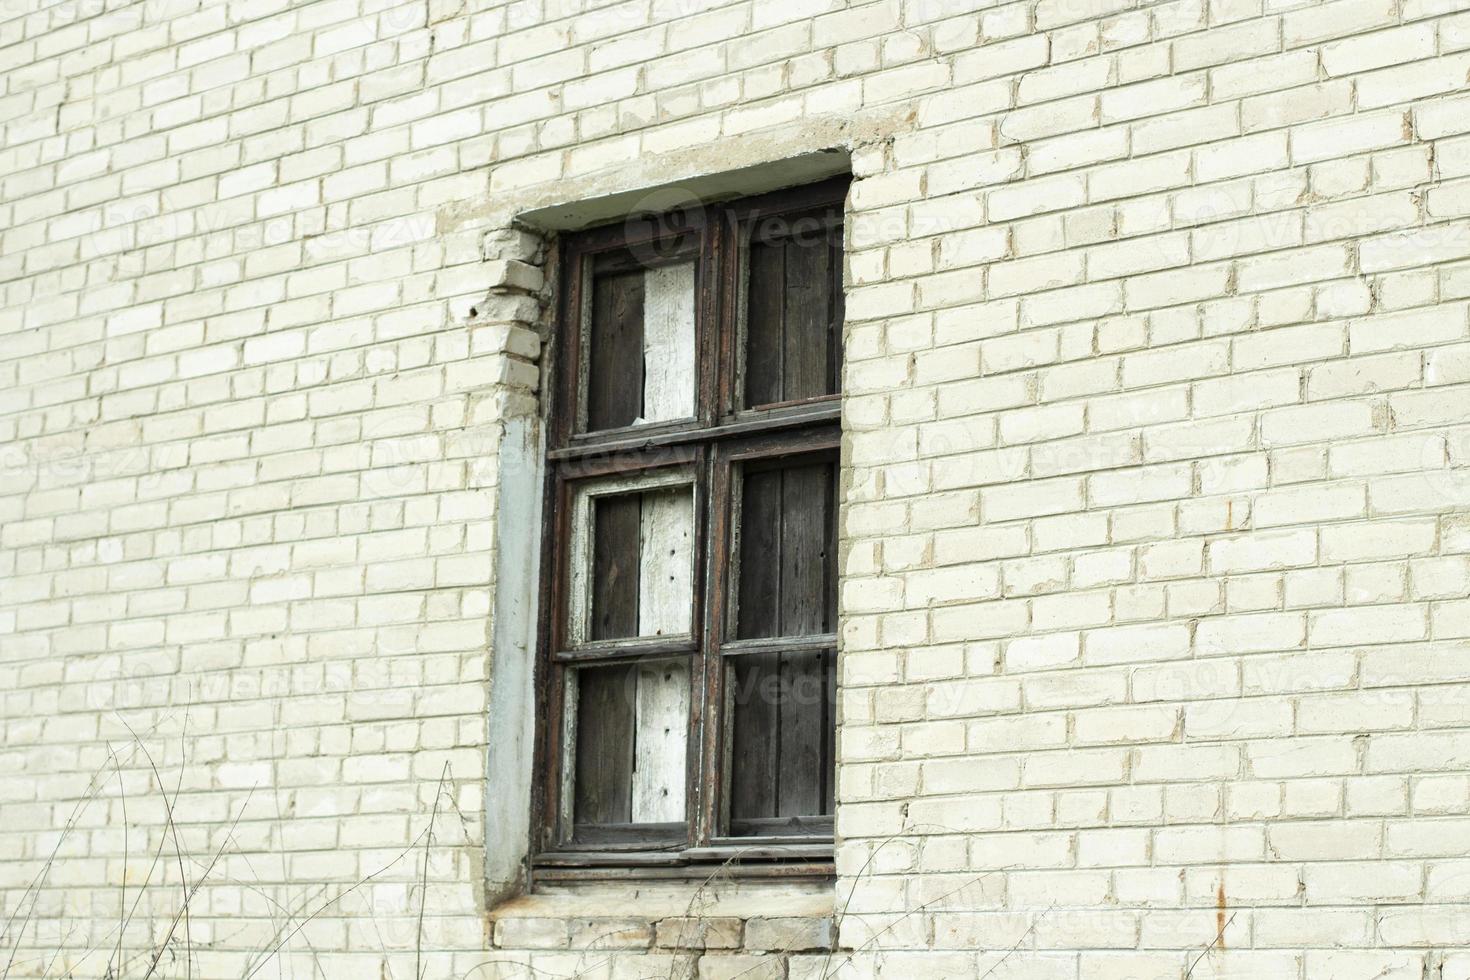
[536,177,847,877]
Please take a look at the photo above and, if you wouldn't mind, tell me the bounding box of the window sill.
[533,836,832,872]
[531,841,833,884]
[493,873,835,921]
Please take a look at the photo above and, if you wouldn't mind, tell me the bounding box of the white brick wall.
[2,0,1470,976]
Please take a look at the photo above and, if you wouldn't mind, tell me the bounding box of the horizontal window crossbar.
[531,861,836,883]
[684,842,832,861]
[717,634,837,657]
[553,636,698,664]
[533,843,832,867]
[549,401,839,463]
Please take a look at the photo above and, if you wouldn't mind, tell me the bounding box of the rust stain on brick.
[1216,882,1228,950]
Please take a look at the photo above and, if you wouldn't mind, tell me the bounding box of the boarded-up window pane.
[735,459,837,640]
[728,648,836,832]
[587,259,696,431]
[590,484,695,642]
[573,658,690,836]
[744,220,842,408]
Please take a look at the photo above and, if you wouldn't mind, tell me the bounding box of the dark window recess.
[585,251,698,433]
[538,176,848,874]
[728,649,836,835]
[744,211,844,408]
[735,458,838,640]
[729,455,838,835]
[587,269,644,431]
[572,659,689,844]
[590,487,693,642]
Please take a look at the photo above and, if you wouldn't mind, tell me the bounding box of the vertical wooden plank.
[592,495,641,641]
[730,652,780,822]
[775,649,821,818]
[631,659,690,823]
[574,664,635,826]
[744,240,785,407]
[782,236,832,403]
[776,462,830,817]
[642,261,696,423]
[736,468,782,639]
[779,462,831,637]
[733,466,781,820]
[638,486,693,637]
[588,271,644,430]
[735,470,782,643]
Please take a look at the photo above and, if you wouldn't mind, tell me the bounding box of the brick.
[744,917,834,952]
[494,918,571,949]
[698,954,785,980]
[655,918,744,951]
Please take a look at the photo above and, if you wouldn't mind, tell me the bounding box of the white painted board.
[641,261,696,423]
[630,658,689,823]
[637,486,693,637]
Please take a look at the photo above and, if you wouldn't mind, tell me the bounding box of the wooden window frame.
[532,176,850,881]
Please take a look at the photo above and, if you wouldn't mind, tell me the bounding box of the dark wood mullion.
[699,217,723,432]
[698,440,733,847]
[686,221,717,844]
[686,218,726,848]
[716,207,741,423]
[537,468,576,851]
[553,243,584,449]
[685,445,708,851]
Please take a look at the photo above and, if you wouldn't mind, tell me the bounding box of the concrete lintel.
[517,147,851,232]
